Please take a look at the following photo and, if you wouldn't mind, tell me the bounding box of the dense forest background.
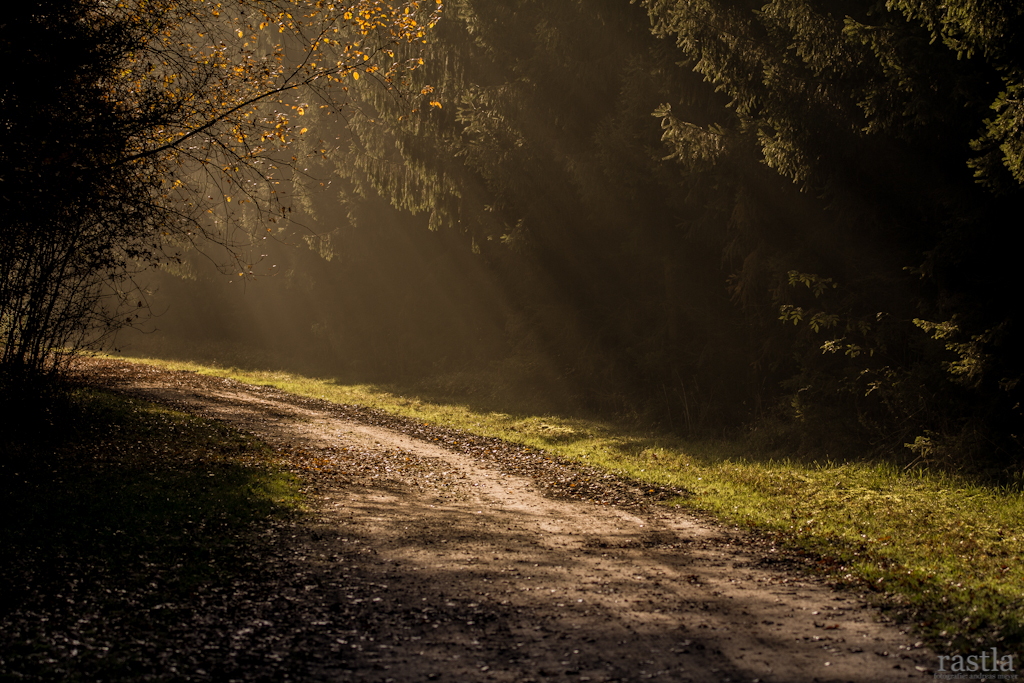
[113,0,1023,475]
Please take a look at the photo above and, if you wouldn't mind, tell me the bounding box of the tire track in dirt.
[85,358,937,682]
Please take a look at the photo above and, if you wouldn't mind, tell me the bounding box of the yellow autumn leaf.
[300,127,308,134]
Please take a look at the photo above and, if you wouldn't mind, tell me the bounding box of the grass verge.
[0,387,302,681]
[109,354,1023,656]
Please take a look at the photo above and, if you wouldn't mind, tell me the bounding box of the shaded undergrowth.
[110,353,1024,658]
[0,388,301,681]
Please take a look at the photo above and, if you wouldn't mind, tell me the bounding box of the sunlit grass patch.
[107,354,1024,653]
[673,460,1024,647]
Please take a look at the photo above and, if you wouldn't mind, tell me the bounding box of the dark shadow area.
[0,390,300,681]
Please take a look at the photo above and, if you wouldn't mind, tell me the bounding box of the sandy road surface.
[83,359,938,682]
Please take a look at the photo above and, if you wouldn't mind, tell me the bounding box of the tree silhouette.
[0,0,439,383]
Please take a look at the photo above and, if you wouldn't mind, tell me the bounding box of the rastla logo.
[938,648,1016,674]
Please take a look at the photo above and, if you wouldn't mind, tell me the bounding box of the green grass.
[0,387,302,608]
[107,354,1024,654]
[0,386,305,681]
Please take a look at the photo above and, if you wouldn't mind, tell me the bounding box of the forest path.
[82,358,936,683]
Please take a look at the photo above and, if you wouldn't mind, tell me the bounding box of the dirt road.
[83,359,938,682]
